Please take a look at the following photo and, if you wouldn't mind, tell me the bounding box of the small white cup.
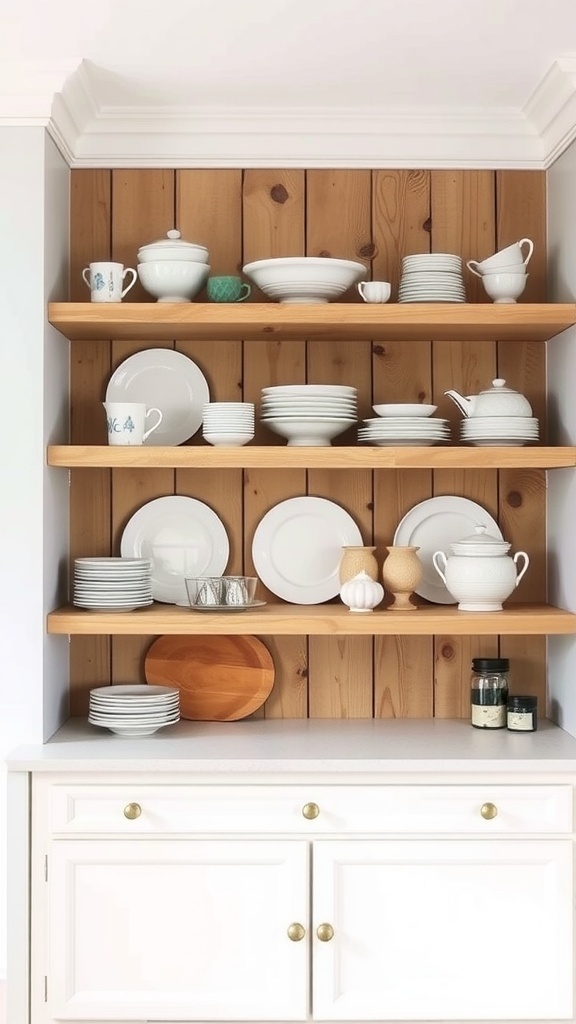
[480,272,528,304]
[467,239,533,278]
[357,281,391,303]
[103,402,163,445]
[83,262,137,302]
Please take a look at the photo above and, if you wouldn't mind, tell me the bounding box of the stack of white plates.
[260,384,357,446]
[398,253,466,303]
[88,684,180,737]
[202,402,255,446]
[73,557,153,612]
[460,416,539,446]
[359,417,451,446]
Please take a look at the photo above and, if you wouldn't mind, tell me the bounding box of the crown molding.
[2,57,576,168]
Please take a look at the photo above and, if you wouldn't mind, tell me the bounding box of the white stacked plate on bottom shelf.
[88,684,180,737]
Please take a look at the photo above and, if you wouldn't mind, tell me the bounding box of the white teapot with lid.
[444,378,533,418]
[432,525,529,611]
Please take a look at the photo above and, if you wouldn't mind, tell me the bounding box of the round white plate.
[252,496,362,604]
[106,349,210,446]
[393,496,503,604]
[120,496,230,603]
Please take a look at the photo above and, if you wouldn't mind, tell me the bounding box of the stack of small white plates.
[460,416,539,446]
[358,417,451,446]
[260,384,357,446]
[202,402,255,447]
[88,684,180,737]
[73,557,153,612]
[398,253,466,303]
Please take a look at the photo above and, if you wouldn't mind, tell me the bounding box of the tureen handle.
[513,551,530,587]
[432,550,448,584]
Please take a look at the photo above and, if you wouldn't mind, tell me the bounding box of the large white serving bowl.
[263,416,356,446]
[137,261,210,302]
[242,257,367,303]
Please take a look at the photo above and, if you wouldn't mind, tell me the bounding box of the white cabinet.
[29,772,575,1024]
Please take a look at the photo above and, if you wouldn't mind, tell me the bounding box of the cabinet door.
[39,839,309,1021]
[312,839,573,1021]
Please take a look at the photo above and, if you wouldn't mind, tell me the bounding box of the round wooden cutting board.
[144,634,275,721]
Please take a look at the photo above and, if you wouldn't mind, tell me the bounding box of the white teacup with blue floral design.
[83,261,137,302]
[103,402,163,445]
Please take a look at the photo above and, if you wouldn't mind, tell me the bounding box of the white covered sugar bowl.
[340,571,384,613]
[431,526,529,612]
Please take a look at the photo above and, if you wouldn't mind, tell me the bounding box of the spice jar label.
[471,705,507,729]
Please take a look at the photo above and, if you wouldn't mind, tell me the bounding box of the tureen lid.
[450,524,511,555]
[138,229,206,251]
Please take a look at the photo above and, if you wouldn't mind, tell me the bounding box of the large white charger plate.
[120,496,229,603]
[252,496,362,604]
[393,496,503,604]
[106,349,210,446]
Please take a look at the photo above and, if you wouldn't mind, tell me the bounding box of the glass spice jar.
[470,657,509,730]
[507,695,538,732]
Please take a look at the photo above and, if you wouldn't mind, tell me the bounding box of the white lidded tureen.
[431,525,529,611]
[444,378,533,418]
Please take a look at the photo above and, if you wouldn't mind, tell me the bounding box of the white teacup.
[83,262,137,302]
[480,272,528,304]
[103,402,163,445]
[467,238,533,278]
[357,280,391,303]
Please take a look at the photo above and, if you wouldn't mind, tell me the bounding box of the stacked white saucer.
[359,416,451,446]
[202,402,255,446]
[460,416,539,446]
[398,253,466,303]
[260,384,357,446]
[73,557,153,612]
[88,684,180,737]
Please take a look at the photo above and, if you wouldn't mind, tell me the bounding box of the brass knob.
[302,802,320,820]
[316,923,334,942]
[480,802,498,820]
[287,923,306,942]
[123,802,142,820]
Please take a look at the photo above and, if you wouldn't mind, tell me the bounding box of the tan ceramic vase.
[339,546,379,584]
[382,545,423,611]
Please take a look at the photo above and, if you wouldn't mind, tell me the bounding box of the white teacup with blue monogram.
[83,262,137,302]
[103,402,163,445]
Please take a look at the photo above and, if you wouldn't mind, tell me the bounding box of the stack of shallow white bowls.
[359,403,451,446]
[260,384,357,446]
[460,416,539,446]
[88,684,180,737]
[202,402,255,446]
[137,229,210,302]
[398,253,466,303]
[73,557,153,612]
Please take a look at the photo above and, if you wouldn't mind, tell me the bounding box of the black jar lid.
[472,658,510,672]
[507,695,537,709]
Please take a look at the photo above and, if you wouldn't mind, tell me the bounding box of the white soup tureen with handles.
[432,525,529,611]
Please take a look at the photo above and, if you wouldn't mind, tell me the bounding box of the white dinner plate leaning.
[252,496,362,604]
[106,349,210,446]
[393,496,503,604]
[120,496,230,603]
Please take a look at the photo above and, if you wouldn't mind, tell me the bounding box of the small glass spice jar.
[470,657,509,729]
[507,695,538,732]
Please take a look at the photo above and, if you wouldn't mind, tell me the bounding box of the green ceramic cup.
[207,276,251,303]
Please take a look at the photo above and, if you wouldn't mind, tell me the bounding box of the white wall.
[0,127,69,1018]
[547,138,576,738]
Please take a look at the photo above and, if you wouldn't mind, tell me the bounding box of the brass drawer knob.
[316,923,334,942]
[480,802,498,820]
[123,802,142,820]
[302,802,320,820]
[287,922,306,942]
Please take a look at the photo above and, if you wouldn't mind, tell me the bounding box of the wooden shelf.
[47,603,576,636]
[47,302,576,343]
[47,445,576,470]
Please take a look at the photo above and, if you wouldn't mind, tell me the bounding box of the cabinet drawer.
[39,780,573,835]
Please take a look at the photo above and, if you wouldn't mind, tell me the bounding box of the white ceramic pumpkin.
[340,570,384,613]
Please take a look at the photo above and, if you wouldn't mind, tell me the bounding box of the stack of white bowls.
[466,238,533,304]
[398,253,466,303]
[260,384,357,446]
[88,684,180,737]
[137,229,210,302]
[460,417,539,446]
[202,402,255,446]
[359,403,451,446]
[73,557,153,612]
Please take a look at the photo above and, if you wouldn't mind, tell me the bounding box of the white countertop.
[7,717,576,775]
